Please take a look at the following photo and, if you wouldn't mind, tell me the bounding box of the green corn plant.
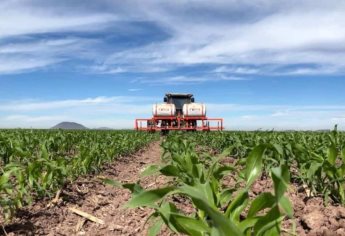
[292,125,345,204]
[0,129,158,219]
[107,134,293,236]
[0,163,27,220]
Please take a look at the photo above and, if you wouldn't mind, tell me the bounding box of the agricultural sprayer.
[135,93,223,133]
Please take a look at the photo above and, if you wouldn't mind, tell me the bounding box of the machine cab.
[135,92,223,132]
[163,93,195,115]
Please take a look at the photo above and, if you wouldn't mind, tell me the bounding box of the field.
[1,129,345,235]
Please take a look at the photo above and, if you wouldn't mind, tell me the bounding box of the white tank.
[183,103,206,117]
[152,104,176,116]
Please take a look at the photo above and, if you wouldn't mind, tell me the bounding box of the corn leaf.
[178,184,243,236]
[247,192,275,218]
[245,145,266,187]
[271,165,290,200]
[126,187,175,208]
[141,165,160,177]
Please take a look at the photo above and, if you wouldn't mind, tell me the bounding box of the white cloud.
[93,0,345,75]
[214,66,261,75]
[213,65,343,76]
[0,97,344,130]
[207,104,345,113]
[5,115,68,122]
[1,1,345,75]
[90,65,127,74]
[332,117,345,123]
[0,1,116,38]
[0,96,155,112]
[0,37,103,74]
[0,56,63,74]
[228,111,345,131]
[0,38,79,54]
[128,88,142,92]
[206,103,345,130]
[135,75,248,85]
[0,96,158,128]
[0,1,117,74]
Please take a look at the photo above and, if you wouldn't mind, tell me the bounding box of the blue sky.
[0,0,344,130]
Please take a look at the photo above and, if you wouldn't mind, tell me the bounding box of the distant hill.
[95,127,113,130]
[51,122,88,130]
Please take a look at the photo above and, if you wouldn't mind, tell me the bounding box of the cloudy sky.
[0,0,344,130]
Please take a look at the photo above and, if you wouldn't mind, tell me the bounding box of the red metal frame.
[135,115,223,131]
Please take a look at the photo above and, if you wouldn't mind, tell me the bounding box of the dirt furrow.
[2,141,166,236]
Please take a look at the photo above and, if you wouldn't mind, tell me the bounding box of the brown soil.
[2,143,345,236]
[220,156,345,236]
[1,141,169,236]
[251,177,345,236]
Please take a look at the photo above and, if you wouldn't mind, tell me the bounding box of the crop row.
[0,129,157,220]
[109,127,345,236]
[191,127,345,204]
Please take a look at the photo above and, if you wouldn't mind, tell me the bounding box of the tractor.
[135,93,223,133]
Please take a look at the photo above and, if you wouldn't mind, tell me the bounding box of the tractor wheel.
[147,120,156,133]
[161,130,169,136]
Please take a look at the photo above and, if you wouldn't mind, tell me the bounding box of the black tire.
[161,130,169,136]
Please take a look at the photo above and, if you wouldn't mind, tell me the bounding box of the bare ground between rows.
[4,143,345,236]
[1,141,172,236]
[221,156,345,236]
